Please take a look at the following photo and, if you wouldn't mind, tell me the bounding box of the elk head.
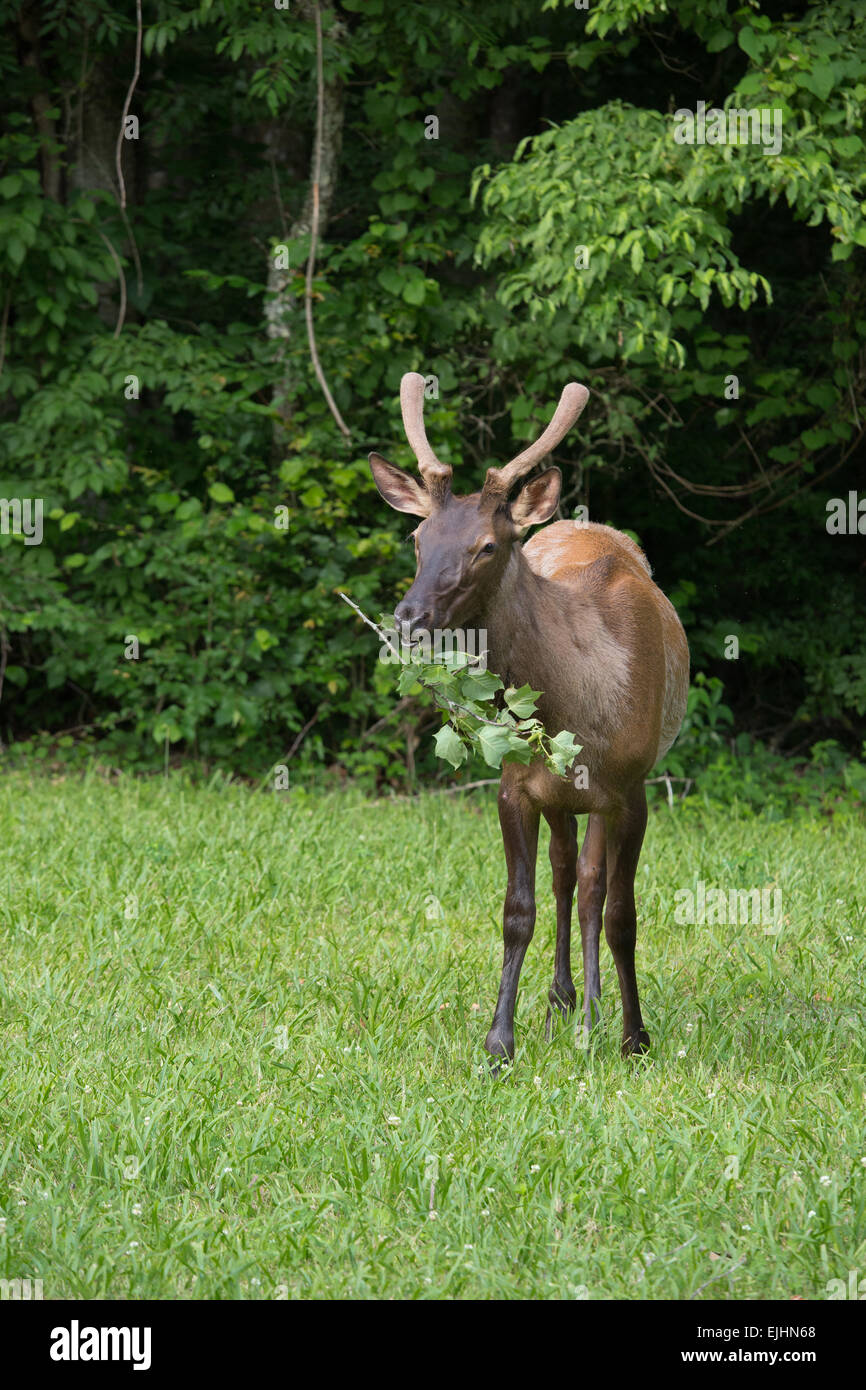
[369,373,589,634]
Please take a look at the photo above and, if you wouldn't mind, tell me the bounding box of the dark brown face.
[396,494,514,635]
[368,451,563,639]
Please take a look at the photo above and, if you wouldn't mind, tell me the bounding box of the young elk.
[369,374,689,1063]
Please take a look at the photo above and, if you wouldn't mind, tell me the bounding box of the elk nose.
[394,599,431,635]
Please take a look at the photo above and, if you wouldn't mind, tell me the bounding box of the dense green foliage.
[1,773,864,1297]
[1,0,864,793]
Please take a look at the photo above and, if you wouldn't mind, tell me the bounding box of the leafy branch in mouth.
[338,592,582,776]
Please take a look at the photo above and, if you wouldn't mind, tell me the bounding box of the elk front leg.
[544,809,578,1039]
[578,812,606,1043]
[485,781,540,1067]
[604,788,650,1057]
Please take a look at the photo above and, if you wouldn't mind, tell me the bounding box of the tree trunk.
[18,1,61,201]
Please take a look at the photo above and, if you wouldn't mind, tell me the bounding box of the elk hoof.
[484,1031,514,1077]
[545,987,577,1040]
[621,1028,651,1058]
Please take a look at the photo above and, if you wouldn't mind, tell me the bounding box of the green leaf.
[396,667,423,696]
[461,667,503,701]
[208,482,235,504]
[402,275,427,306]
[547,729,582,776]
[376,266,404,296]
[833,135,862,159]
[477,723,516,769]
[504,683,542,719]
[797,65,834,103]
[737,27,761,63]
[434,723,468,769]
[706,29,734,54]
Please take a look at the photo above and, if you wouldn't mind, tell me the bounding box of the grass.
[0,769,864,1300]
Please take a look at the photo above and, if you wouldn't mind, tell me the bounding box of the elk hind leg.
[544,808,578,1039]
[578,812,607,1044]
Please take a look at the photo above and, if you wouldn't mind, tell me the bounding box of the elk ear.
[369,452,432,517]
[510,467,561,530]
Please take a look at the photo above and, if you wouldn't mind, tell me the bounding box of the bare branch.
[305,2,351,439]
[115,0,143,212]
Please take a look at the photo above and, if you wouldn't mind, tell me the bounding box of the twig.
[70,219,127,337]
[0,290,11,384]
[305,2,351,440]
[285,710,320,762]
[267,148,289,242]
[337,592,506,731]
[645,774,693,804]
[0,628,9,708]
[689,1255,747,1300]
[435,779,499,794]
[255,711,321,792]
[361,695,414,742]
[358,779,500,805]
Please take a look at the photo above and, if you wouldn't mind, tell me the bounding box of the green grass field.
[1,771,864,1299]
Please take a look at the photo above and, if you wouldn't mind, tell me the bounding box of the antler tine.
[483,383,590,498]
[400,372,452,503]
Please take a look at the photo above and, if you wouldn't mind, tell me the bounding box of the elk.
[369,373,689,1063]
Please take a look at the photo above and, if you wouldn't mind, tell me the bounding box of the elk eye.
[480,541,496,555]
